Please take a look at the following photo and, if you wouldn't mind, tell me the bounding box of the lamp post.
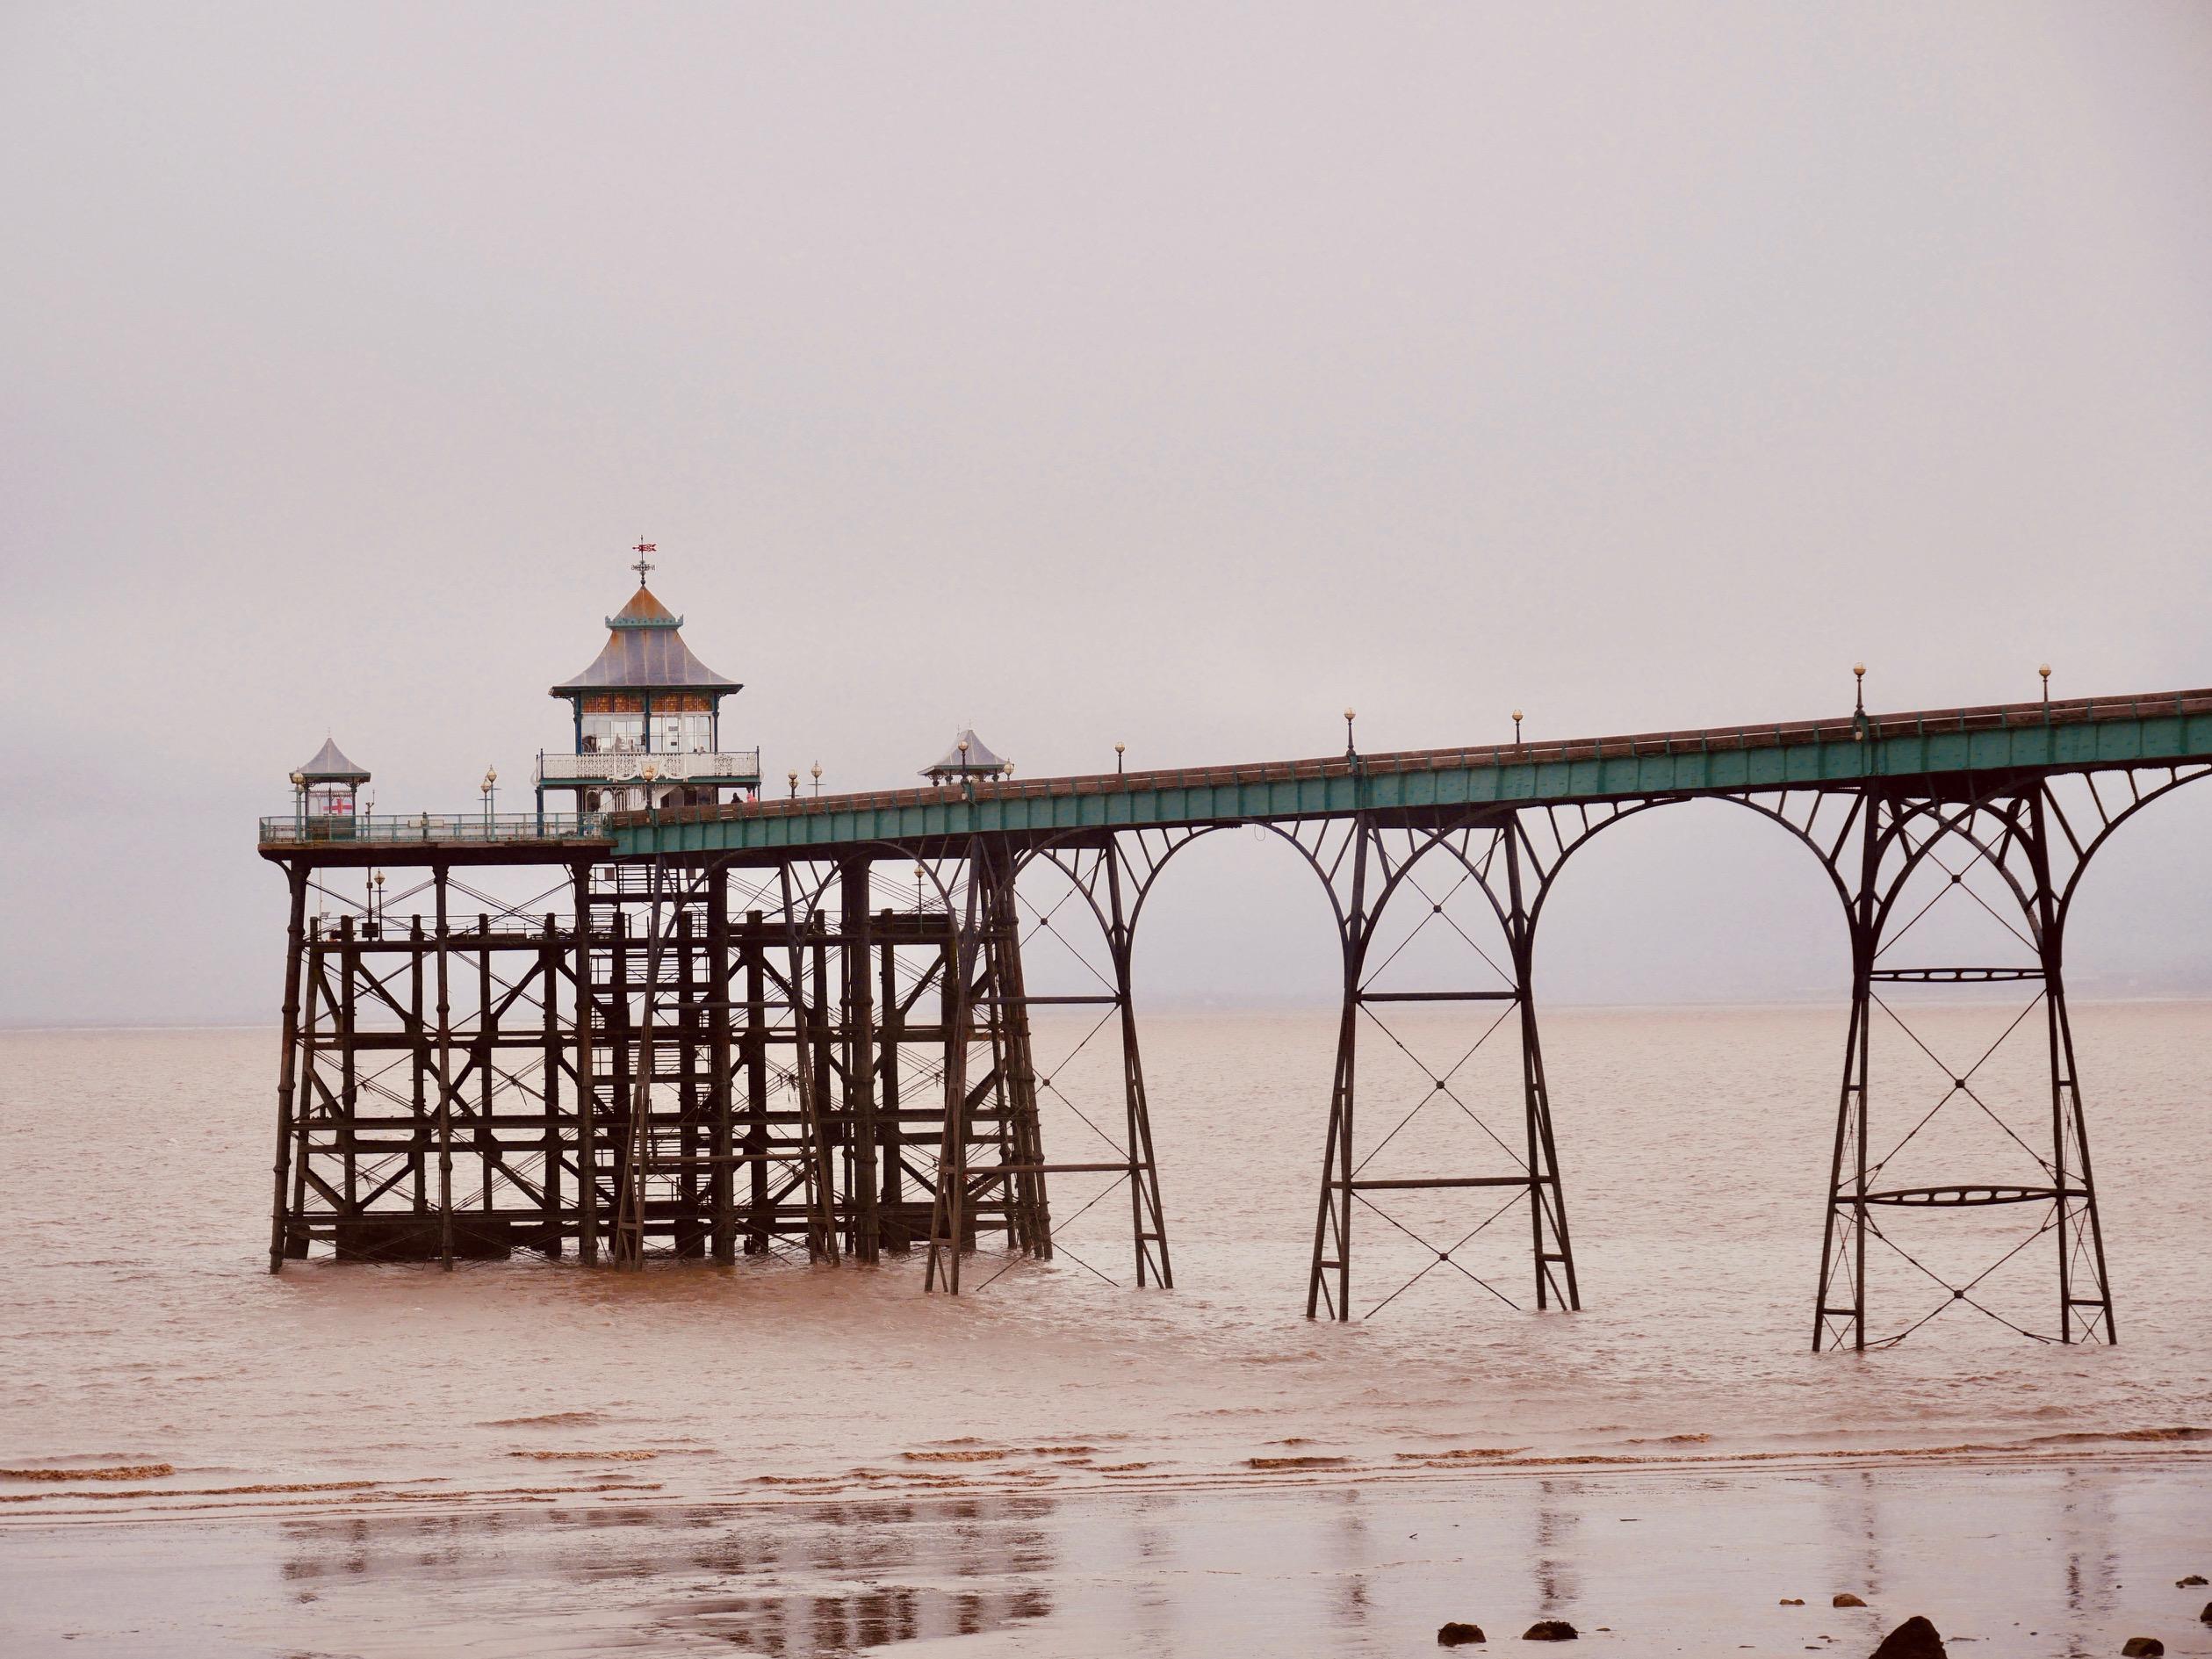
[291,771,306,836]
[481,766,498,830]
[787,769,799,801]
[914,863,926,912]
[1114,741,1126,776]
[811,762,822,798]
[2039,663,2052,712]
[372,869,385,932]
[1343,708,1357,761]
[1511,709,1523,746]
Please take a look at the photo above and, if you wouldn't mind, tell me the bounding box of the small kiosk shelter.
[921,728,1012,786]
[290,738,370,840]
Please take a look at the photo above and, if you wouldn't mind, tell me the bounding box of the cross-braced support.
[991,837,1176,1291]
[1304,812,1581,1322]
[1813,783,2119,1351]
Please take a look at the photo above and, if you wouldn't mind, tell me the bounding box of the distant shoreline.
[10,993,2212,1036]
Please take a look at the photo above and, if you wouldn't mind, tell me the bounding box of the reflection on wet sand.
[1532,1479,1577,1619]
[276,1495,1059,1655]
[44,1461,2155,1658]
[1813,1461,2138,1659]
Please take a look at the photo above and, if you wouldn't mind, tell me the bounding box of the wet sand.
[5,1455,2210,1656]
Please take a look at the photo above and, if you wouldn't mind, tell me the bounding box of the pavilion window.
[582,713,645,752]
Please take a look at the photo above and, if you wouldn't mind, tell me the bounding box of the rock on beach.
[1868,1614,1946,1658]
[1437,1622,1485,1646]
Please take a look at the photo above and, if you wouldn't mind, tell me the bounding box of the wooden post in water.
[573,862,599,1265]
[266,862,310,1273]
[708,869,736,1265]
[477,914,494,1220]
[676,905,702,1257]
[409,914,428,1215]
[339,915,358,1234]
[433,865,455,1271]
[841,859,881,1264]
[877,910,907,1252]
[540,913,563,1256]
[743,911,770,1255]
[291,918,323,1258]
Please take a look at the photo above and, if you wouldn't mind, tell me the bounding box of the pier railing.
[536,749,762,785]
[639,686,2212,830]
[257,812,610,846]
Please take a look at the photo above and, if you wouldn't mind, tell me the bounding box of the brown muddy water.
[3,1006,2208,1655]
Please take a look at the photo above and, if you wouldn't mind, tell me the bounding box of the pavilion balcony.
[536,748,762,786]
[258,812,608,847]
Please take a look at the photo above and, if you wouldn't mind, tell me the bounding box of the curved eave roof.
[551,631,741,695]
[551,586,740,696]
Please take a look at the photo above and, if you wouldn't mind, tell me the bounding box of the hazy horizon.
[5,3,2211,1025]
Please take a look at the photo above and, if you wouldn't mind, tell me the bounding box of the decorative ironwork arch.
[2049,764,2212,934]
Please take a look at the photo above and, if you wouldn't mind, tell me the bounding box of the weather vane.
[630,537,657,586]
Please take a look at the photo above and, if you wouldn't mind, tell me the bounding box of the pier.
[258,570,2212,1352]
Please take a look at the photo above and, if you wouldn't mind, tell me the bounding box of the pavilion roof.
[921,728,1011,779]
[295,736,370,783]
[550,584,740,696]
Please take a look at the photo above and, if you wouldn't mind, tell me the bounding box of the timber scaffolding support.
[265,849,1172,1290]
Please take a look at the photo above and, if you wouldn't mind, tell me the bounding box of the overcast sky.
[4,3,2210,1024]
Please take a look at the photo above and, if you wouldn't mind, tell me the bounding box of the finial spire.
[630,538,657,586]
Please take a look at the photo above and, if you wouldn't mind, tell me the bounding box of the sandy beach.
[6,1453,2210,1655]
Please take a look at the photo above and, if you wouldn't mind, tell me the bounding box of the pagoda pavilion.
[536,550,760,819]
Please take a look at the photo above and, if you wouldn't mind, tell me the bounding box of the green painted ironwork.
[614,689,2212,860]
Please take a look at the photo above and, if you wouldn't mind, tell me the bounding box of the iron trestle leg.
[1812,786,2117,1350]
[1307,816,1371,1321]
[1104,846,1172,1288]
